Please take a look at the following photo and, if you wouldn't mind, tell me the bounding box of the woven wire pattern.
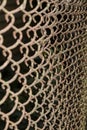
[0,0,87,130]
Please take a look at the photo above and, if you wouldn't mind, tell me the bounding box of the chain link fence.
[0,0,87,130]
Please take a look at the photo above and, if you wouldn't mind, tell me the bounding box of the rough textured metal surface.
[0,0,87,130]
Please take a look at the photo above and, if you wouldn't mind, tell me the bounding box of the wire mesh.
[0,0,87,130]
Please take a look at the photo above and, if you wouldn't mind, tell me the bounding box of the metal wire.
[0,0,87,130]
